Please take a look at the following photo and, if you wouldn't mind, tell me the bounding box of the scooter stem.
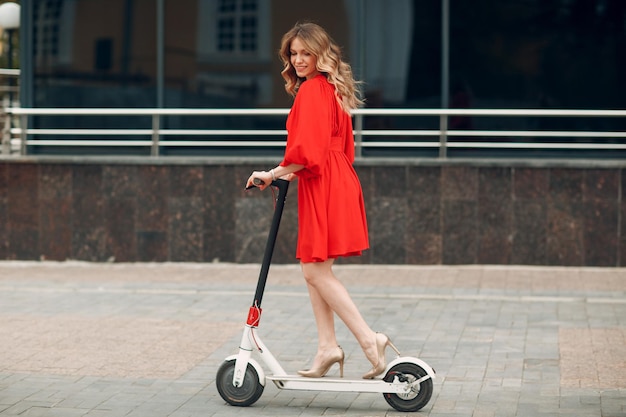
[252,179,289,308]
[233,179,289,388]
[252,179,289,310]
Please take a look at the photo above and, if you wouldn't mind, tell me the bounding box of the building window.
[33,0,75,68]
[197,0,268,61]
[33,0,63,61]
[216,0,258,54]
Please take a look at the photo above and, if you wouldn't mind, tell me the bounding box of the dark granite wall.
[0,159,624,266]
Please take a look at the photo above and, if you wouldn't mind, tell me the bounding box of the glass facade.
[20,0,626,156]
[442,1,625,109]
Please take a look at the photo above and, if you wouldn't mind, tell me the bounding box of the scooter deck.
[266,374,431,394]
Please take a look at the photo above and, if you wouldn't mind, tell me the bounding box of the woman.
[246,22,398,379]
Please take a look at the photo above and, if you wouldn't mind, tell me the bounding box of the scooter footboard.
[266,375,416,394]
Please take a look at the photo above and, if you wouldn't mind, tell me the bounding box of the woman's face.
[290,37,320,80]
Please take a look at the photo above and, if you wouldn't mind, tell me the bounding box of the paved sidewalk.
[0,261,625,416]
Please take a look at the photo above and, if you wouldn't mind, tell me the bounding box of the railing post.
[151,114,160,156]
[1,110,9,154]
[439,113,448,158]
[354,113,363,158]
[19,114,27,155]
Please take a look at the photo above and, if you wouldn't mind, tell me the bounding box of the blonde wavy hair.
[279,22,363,113]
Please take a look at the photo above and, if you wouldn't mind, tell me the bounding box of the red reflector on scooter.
[247,305,262,326]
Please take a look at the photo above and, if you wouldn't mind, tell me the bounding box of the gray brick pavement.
[0,262,625,416]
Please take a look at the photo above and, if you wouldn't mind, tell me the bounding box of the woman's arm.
[245,163,304,190]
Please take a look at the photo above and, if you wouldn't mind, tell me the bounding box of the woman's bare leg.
[301,259,379,367]
[303,283,340,369]
[306,282,336,348]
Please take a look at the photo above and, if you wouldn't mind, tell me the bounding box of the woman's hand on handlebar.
[246,170,273,190]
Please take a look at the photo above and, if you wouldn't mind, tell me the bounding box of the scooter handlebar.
[246,178,290,191]
[245,177,264,190]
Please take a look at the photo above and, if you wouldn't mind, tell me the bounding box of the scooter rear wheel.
[383,362,433,412]
[216,359,264,407]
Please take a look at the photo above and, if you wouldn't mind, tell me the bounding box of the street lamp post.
[0,1,20,107]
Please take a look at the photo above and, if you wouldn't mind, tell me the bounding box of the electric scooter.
[216,179,435,412]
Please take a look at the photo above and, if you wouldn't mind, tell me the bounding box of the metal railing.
[0,69,20,155]
[0,68,19,97]
[2,107,626,158]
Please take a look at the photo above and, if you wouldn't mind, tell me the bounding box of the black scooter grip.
[246,177,265,190]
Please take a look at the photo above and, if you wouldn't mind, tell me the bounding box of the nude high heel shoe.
[362,333,400,379]
[298,346,345,378]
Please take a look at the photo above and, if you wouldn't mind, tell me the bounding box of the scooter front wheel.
[383,362,433,412]
[216,359,264,407]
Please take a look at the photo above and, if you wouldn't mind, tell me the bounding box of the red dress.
[280,74,369,263]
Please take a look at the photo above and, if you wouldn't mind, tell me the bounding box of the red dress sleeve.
[280,76,335,178]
